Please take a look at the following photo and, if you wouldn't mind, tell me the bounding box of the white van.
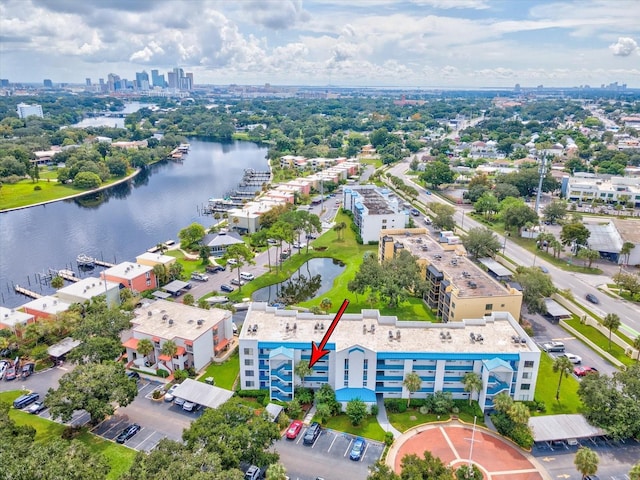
[240,272,255,281]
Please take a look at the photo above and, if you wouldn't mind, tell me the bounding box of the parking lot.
[276,426,385,480]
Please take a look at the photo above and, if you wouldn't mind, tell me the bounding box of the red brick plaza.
[387,422,551,480]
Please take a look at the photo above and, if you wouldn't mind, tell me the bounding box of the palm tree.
[553,356,574,401]
[403,371,422,407]
[634,336,640,362]
[462,372,483,405]
[51,275,64,289]
[492,391,513,414]
[603,313,621,351]
[574,446,599,479]
[160,340,178,363]
[536,232,555,253]
[137,338,154,364]
[508,402,530,425]
[294,360,312,384]
[550,239,563,259]
[620,241,635,265]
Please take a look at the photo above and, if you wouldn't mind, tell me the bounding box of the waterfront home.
[101,261,157,293]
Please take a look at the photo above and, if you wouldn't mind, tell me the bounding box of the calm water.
[252,258,346,304]
[0,139,269,307]
[73,102,152,129]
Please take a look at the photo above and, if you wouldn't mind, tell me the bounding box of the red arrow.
[309,299,349,367]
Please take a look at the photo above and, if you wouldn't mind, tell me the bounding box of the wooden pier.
[14,285,42,299]
[95,259,115,268]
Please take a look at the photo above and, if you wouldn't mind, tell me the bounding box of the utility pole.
[534,153,548,215]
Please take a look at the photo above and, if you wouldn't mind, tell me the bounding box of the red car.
[286,420,303,439]
[574,366,598,377]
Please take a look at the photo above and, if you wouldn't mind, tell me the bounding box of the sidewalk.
[303,403,317,425]
[376,394,402,438]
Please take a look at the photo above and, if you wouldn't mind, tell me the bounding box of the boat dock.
[14,285,42,299]
[168,143,190,160]
[49,269,79,282]
[94,259,115,268]
[238,169,271,187]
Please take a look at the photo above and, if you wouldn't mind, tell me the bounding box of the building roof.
[170,378,234,409]
[0,307,33,327]
[47,337,82,358]
[528,414,606,442]
[478,258,513,278]
[152,291,172,299]
[56,277,120,300]
[203,231,245,248]
[544,299,572,319]
[265,403,284,421]
[132,299,231,342]
[163,280,191,294]
[583,220,623,253]
[135,252,176,265]
[612,218,640,244]
[103,261,153,279]
[20,296,70,315]
[345,186,396,215]
[242,303,538,355]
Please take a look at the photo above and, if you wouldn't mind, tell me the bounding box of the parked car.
[227,259,238,266]
[13,392,39,409]
[240,272,255,281]
[574,366,598,377]
[5,366,17,381]
[303,422,321,445]
[206,265,225,273]
[306,233,318,240]
[183,401,198,412]
[541,341,565,353]
[116,423,141,444]
[286,420,303,439]
[267,239,278,245]
[220,284,235,293]
[349,437,366,461]
[164,384,180,402]
[0,360,9,380]
[190,272,209,282]
[538,266,549,274]
[21,363,35,378]
[126,371,141,381]
[26,400,47,414]
[410,208,420,216]
[425,190,431,195]
[292,242,307,249]
[244,465,262,480]
[173,397,186,407]
[558,353,582,364]
[585,293,599,304]
[230,278,246,286]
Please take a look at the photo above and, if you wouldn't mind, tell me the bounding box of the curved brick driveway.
[387,422,551,480]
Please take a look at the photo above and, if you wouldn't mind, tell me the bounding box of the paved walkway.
[376,394,402,439]
[387,421,551,480]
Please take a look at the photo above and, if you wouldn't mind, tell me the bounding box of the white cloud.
[609,37,639,57]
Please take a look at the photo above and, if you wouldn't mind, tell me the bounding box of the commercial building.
[16,103,43,119]
[342,185,407,243]
[239,303,540,412]
[122,299,234,374]
[561,174,640,207]
[379,228,522,322]
[583,217,640,266]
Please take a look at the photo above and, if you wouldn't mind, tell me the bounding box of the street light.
[502,233,508,255]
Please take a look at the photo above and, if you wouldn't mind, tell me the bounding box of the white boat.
[76,254,95,266]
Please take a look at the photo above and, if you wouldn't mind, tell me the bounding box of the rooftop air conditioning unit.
[148,311,152,317]
[168,319,174,326]
[396,330,401,340]
[197,319,204,326]
[162,314,168,320]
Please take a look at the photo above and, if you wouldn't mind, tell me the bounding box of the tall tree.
[473,192,500,219]
[420,161,454,189]
[576,248,600,268]
[46,361,138,424]
[574,447,599,479]
[536,232,555,253]
[346,398,368,426]
[560,222,590,247]
[513,266,556,314]
[553,355,574,402]
[620,241,635,265]
[603,313,621,351]
[266,463,288,480]
[66,336,123,364]
[462,372,483,405]
[294,360,312,384]
[161,339,178,360]
[428,202,456,231]
[137,338,154,362]
[462,227,501,258]
[223,243,255,291]
[178,222,206,250]
[403,371,422,406]
[543,200,568,224]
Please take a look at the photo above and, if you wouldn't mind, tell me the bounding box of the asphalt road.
[389,160,640,338]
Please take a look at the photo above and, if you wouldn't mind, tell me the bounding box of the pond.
[252,257,346,305]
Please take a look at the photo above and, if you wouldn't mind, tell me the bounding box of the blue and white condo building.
[239,303,541,411]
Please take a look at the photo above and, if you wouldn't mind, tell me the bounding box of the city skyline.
[1,0,639,88]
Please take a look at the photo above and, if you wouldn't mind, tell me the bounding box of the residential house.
[101,261,157,293]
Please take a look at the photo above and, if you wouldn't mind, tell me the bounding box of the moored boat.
[76,254,95,267]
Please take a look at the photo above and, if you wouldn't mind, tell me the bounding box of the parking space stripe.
[327,434,338,452]
[344,438,354,457]
[361,442,370,462]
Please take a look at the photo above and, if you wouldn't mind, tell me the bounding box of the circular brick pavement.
[388,422,550,480]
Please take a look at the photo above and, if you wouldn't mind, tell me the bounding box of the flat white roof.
[135,252,175,264]
[171,378,234,409]
[57,277,120,300]
[20,296,70,315]
[133,299,231,341]
[0,307,33,327]
[103,261,153,279]
[242,303,538,354]
[529,414,606,442]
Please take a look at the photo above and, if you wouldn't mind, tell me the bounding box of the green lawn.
[563,317,635,367]
[532,353,583,415]
[1,391,136,480]
[320,414,387,441]
[388,410,450,432]
[198,350,240,390]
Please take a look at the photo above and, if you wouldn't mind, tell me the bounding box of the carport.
[47,337,81,362]
[152,291,172,299]
[171,378,234,409]
[543,298,572,322]
[528,414,606,443]
[162,280,191,297]
[478,257,512,281]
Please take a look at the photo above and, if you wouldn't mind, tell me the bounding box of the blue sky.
[1,0,638,87]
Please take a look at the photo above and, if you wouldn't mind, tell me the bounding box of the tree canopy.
[513,266,556,314]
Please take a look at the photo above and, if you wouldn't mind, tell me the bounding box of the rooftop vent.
[388,330,394,340]
[363,325,367,334]
[396,330,401,340]
[148,311,152,317]
[197,319,204,326]
[293,323,297,331]
[162,314,168,320]
[286,323,290,332]
[168,319,174,326]
[370,324,376,334]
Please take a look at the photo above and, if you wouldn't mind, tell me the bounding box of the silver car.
[164,384,179,402]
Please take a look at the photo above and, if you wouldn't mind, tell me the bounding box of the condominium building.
[239,303,540,412]
[100,261,157,293]
[342,185,407,243]
[561,174,640,207]
[379,228,522,322]
[16,103,43,119]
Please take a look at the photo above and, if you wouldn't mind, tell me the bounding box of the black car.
[586,293,599,304]
[303,422,321,445]
[126,371,140,381]
[220,284,235,293]
[116,424,141,444]
[206,265,225,273]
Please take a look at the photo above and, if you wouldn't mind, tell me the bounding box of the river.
[0,139,269,307]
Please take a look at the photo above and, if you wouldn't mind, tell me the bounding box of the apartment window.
[524,361,534,368]
[451,302,455,309]
[146,272,151,280]
[245,370,254,377]
[244,348,253,355]
[344,358,349,383]
[363,359,368,382]
[246,381,255,388]
[382,219,387,224]
[522,372,530,379]
[485,303,493,310]
[186,344,193,353]
[244,359,254,366]
[521,383,531,390]
[146,279,151,287]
